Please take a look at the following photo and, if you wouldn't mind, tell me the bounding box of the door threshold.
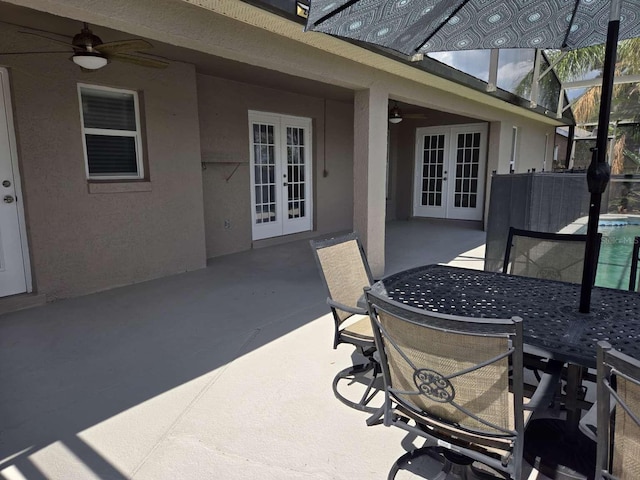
[0,293,47,316]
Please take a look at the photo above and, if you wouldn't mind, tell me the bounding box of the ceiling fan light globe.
[388,104,403,124]
[72,52,108,70]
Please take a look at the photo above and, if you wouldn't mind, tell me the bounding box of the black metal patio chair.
[310,232,380,412]
[595,341,640,480]
[628,236,640,291]
[502,227,601,284]
[503,227,602,405]
[365,287,560,480]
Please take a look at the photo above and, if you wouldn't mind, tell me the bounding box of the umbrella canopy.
[307,0,640,313]
[306,0,640,56]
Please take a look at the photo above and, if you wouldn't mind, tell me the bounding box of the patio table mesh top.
[370,265,640,368]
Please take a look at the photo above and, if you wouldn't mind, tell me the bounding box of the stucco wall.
[391,112,556,223]
[515,122,556,173]
[197,74,353,258]
[0,0,563,299]
[3,27,206,299]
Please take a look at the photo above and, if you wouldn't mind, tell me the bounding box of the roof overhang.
[224,0,574,126]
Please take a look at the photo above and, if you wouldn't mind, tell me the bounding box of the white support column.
[353,86,388,278]
[487,49,499,92]
[530,49,542,108]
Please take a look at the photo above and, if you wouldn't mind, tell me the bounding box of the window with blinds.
[78,84,144,179]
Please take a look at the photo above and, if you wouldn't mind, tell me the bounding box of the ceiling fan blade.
[96,39,153,55]
[0,50,71,55]
[110,53,169,69]
[19,30,76,49]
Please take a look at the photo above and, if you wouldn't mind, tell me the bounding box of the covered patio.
[0,219,519,480]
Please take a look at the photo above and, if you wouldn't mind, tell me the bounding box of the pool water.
[593,222,640,290]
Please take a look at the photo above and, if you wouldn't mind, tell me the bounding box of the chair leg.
[387,446,508,480]
[332,361,381,413]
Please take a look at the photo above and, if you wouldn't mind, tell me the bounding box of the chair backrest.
[310,233,373,323]
[628,236,640,291]
[366,288,524,445]
[596,341,640,480]
[503,227,601,284]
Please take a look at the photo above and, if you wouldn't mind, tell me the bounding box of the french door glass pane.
[252,123,276,224]
[287,127,305,219]
[454,132,481,209]
[420,134,445,206]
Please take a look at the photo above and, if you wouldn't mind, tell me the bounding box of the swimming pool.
[586,218,640,290]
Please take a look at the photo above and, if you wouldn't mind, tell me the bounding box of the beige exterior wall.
[0,0,565,301]
[484,119,556,223]
[390,111,556,223]
[197,74,354,258]
[2,25,206,299]
[319,99,355,235]
[488,118,556,176]
[515,122,556,173]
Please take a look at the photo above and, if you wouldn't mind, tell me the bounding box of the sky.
[428,48,542,97]
[427,48,610,113]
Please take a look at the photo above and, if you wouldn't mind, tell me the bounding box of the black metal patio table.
[369,264,640,480]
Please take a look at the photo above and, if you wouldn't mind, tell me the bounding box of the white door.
[0,67,29,297]
[249,111,313,241]
[413,124,487,221]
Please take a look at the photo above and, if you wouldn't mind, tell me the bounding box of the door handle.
[4,195,15,204]
[2,180,10,188]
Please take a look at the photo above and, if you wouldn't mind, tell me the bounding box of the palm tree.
[550,39,640,216]
[552,39,640,125]
[518,39,640,174]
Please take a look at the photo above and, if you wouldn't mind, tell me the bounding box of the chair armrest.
[327,297,367,316]
[524,359,564,411]
[578,395,615,443]
[578,402,598,442]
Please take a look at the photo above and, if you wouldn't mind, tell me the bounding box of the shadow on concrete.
[0,219,486,478]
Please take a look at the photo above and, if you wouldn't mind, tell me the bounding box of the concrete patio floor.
[0,219,554,479]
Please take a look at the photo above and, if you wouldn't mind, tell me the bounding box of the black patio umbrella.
[306,0,640,313]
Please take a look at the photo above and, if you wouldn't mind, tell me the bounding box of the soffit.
[185,0,568,126]
[0,1,354,102]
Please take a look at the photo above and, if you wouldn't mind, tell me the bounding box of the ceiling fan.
[1,22,169,70]
[388,101,432,123]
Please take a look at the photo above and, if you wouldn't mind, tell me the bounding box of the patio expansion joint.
[169,435,334,479]
[128,301,328,477]
[127,326,263,478]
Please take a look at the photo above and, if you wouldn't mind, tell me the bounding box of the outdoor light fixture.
[72,52,108,70]
[388,102,403,124]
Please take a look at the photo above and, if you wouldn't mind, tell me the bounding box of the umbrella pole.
[579,1,621,313]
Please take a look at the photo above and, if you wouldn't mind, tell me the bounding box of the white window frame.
[78,83,144,180]
[510,126,519,173]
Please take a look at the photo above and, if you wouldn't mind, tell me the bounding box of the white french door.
[0,67,30,297]
[249,111,313,240]
[413,123,487,221]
